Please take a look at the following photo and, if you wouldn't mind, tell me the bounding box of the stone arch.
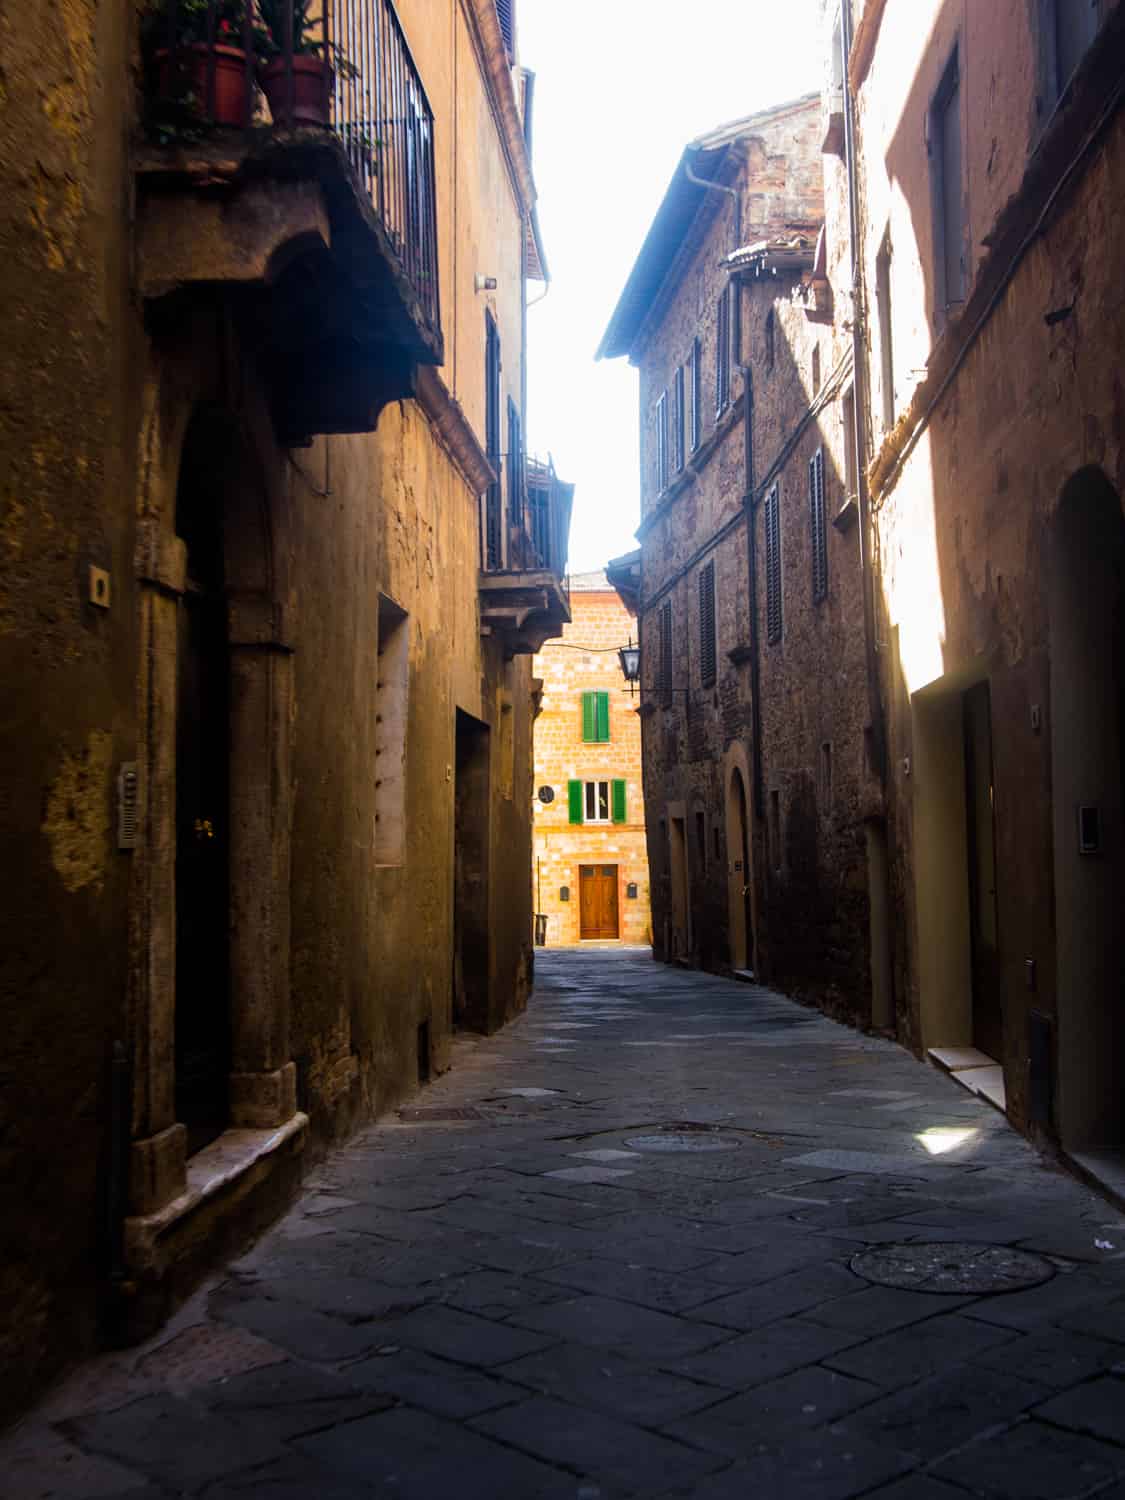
[1048,465,1125,1154]
[128,330,297,1218]
[723,741,756,974]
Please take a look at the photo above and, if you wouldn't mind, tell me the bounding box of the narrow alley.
[8,949,1125,1500]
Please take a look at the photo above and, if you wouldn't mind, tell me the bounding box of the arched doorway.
[726,761,754,974]
[1049,466,1125,1157]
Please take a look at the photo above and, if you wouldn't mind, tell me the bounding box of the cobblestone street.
[8,948,1125,1499]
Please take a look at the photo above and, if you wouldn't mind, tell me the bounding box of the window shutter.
[568,779,584,824]
[765,484,783,644]
[496,0,515,60]
[581,691,597,742]
[690,338,701,451]
[656,390,669,493]
[699,560,716,687]
[673,365,685,473]
[810,448,828,603]
[595,690,610,742]
[611,779,626,824]
[484,311,502,568]
[659,599,673,704]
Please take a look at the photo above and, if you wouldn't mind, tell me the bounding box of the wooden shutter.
[568,779,583,824]
[611,779,626,824]
[595,690,610,742]
[496,0,515,59]
[765,484,783,644]
[716,286,730,414]
[656,390,668,493]
[699,560,716,687]
[484,311,502,567]
[810,448,828,603]
[673,365,685,473]
[690,338,701,451]
[581,690,597,742]
[659,599,673,704]
[507,396,523,535]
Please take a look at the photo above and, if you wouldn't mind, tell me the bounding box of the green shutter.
[611,779,626,824]
[581,691,596,742]
[596,690,610,742]
[568,779,584,824]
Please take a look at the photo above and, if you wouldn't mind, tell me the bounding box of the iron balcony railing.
[146,0,440,334]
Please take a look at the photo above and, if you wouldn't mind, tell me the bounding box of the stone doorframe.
[723,742,756,972]
[128,324,298,1219]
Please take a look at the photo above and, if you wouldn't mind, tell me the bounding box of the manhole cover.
[624,1123,743,1154]
[850,1242,1056,1295]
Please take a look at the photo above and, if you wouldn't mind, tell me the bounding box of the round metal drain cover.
[850,1242,1056,1295]
[624,1124,742,1154]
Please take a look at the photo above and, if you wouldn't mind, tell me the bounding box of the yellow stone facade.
[533,576,651,946]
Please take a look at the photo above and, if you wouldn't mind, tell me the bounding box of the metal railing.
[146,0,439,334]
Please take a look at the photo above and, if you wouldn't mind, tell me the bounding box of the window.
[484,311,502,567]
[716,284,732,414]
[841,385,858,497]
[819,740,834,814]
[698,559,717,687]
[931,47,965,314]
[1046,0,1102,112]
[655,389,669,493]
[581,689,610,743]
[876,231,895,430]
[809,448,828,604]
[764,483,783,644]
[507,396,523,533]
[690,338,702,451]
[659,599,673,704]
[496,0,516,60]
[673,364,686,474]
[811,344,821,396]
[568,778,626,825]
[375,595,409,865]
[764,309,775,373]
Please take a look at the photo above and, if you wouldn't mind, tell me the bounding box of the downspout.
[741,362,764,819]
[841,0,886,783]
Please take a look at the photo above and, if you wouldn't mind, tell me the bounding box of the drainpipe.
[841,0,886,784]
[684,151,742,249]
[741,363,764,820]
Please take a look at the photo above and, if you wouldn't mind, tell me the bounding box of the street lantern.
[618,638,640,687]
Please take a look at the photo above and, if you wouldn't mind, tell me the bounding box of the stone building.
[853,0,1125,1182]
[532,570,651,947]
[0,0,569,1421]
[599,93,880,1023]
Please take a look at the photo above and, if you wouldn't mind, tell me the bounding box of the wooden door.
[579,865,619,939]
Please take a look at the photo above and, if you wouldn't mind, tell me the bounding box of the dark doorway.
[579,865,619,940]
[174,415,232,1155]
[728,767,754,972]
[453,709,491,1031]
[962,680,1002,1060]
[1050,468,1125,1154]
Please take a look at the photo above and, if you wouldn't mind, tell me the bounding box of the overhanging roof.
[596,93,820,363]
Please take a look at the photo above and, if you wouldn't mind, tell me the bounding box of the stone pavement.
[7,949,1125,1499]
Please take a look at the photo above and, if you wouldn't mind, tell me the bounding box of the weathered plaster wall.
[533,587,651,947]
[0,0,141,1419]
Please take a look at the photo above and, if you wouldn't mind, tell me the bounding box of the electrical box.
[117,763,139,850]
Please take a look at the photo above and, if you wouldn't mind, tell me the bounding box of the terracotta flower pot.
[260,54,333,127]
[158,43,253,127]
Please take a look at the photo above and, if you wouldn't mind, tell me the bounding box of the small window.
[716,285,732,414]
[875,231,895,430]
[659,599,673,704]
[1046,0,1102,112]
[809,448,828,604]
[571,778,626,825]
[375,595,409,865]
[841,386,858,497]
[764,309,775,373]
[655,389,669,493]
[690,339,702,450]
[811,344,821,396]
[581,689,610,743]
[931,46,965,314]
[698,560,717,688]
[585,780,611,823]
[765,484,783,645]
[673,364,686,474]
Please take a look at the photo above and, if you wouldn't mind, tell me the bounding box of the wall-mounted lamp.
[559,885,570,902]
[618,638,640,695]
[475,274,498,293]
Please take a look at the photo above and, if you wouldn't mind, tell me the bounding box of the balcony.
[479,455,573,656]
[137,0,442,441]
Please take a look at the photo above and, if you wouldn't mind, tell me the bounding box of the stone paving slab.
[7,948,1125,1499]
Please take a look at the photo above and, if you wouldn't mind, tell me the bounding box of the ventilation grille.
[117,762,139,851]
[765,484,783,644]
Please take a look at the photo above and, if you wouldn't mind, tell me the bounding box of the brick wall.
[532,586,652,945]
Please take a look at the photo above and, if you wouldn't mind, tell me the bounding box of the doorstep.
[928,1047,1007,1113]
[1063,1149,1125,1217]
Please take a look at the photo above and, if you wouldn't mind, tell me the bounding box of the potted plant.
[145,0,255,130]
[256,0,337,127]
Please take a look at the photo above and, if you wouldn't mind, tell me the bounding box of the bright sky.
[520,0,823,574]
